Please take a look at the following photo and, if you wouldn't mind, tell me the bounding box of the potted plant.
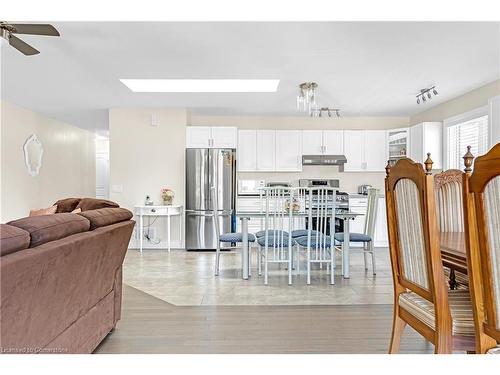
[160,188,174,206]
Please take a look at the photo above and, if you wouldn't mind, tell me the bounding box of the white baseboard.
[128,239,183,250]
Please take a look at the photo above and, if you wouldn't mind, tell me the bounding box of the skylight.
[120,79,280,93]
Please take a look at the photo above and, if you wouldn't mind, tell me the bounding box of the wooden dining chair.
[385,156,475,354]
[462,143,500,353]
[434,167,469,290]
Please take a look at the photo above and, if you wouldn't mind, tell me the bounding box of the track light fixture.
[416,86,438,104]
[311,107,340,118]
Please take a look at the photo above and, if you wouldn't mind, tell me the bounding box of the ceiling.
[1,22,499,131]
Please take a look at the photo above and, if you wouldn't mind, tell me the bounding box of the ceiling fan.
[0,22,60,55]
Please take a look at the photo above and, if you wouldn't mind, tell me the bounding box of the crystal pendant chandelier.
[296,82,319,115]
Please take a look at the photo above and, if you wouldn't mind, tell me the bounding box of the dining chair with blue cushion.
[295,187,337,285]
[334,188,379,275]
[255,229,289,238]
[212,187,256,276]
[259,186,296,285]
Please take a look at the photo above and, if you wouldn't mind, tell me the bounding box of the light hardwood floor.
[95,285,433,354]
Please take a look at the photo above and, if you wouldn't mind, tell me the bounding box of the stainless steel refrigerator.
[185,148,236,250]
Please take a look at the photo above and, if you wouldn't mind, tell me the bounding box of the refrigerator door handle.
[185,211,214,217]
[185,209,232,217]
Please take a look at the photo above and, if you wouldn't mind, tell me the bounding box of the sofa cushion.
[78,207,133,230]
[76,198,119,212]
[53,198,81,213]
[0,224,31,256]
[7,213,90,248]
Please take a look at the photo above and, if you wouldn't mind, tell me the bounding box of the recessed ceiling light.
[120,79,280,93]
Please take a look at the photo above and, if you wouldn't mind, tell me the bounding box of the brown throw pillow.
[53,198,81,213]
[76,198,119,212]
[29,205,57,217]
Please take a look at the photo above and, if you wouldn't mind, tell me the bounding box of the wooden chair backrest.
[434,169,464,232]
[463,143,500,346]
[385,157,450,320]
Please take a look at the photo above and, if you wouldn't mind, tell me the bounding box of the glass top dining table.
[235,210,364,280]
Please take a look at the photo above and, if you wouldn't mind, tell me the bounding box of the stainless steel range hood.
[302,155,348,171]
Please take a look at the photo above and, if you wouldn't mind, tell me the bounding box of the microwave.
[237,179,265,196]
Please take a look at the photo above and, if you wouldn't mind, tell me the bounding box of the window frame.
[443,105,489,170]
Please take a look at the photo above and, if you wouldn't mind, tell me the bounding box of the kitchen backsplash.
[238,166,386,193]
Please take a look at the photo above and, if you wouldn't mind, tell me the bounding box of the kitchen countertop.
[348,193,385,198]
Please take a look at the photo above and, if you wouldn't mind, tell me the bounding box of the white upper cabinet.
[211,127,237,148]
[302,130,323,155]
[186,126,237,148]
[364,130,387,171]
[409,122,442,169]
[186,127,211,148]
[275,130,302,171]
[323,130,344,155]
[237,130,257,171]
[344,131,366,171]
[256,130,276,171]
[301,130,344,155]
[344,130,387,172]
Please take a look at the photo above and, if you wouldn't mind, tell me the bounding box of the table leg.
[179,210,183,249]
[342,218,350,279]
[241,217,249,280]
[139,214,143,254]
[167,215,171,252]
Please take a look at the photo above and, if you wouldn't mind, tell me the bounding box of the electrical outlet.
[136,226,157,241]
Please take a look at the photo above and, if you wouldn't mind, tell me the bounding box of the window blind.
[447,115,488,170]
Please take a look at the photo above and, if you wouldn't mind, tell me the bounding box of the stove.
[298,179,349,235]
[298,179,349,211]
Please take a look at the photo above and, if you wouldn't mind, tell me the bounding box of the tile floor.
[123,246,394,306]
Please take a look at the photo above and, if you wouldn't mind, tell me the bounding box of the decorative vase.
[163,196,173,206]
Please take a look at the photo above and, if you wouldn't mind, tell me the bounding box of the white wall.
[489,95,500,145]
[190,115,410,192]
[0,100,96,222]
[109,108,188,247]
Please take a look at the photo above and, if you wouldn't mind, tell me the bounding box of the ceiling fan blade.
[10,24,60,36]
[9,35,39,55]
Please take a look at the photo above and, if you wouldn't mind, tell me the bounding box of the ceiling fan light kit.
[0,22,60,55]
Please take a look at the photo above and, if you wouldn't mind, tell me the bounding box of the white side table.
[134,205,183,253]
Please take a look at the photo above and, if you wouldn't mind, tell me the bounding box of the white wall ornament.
[23,134,44,177]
